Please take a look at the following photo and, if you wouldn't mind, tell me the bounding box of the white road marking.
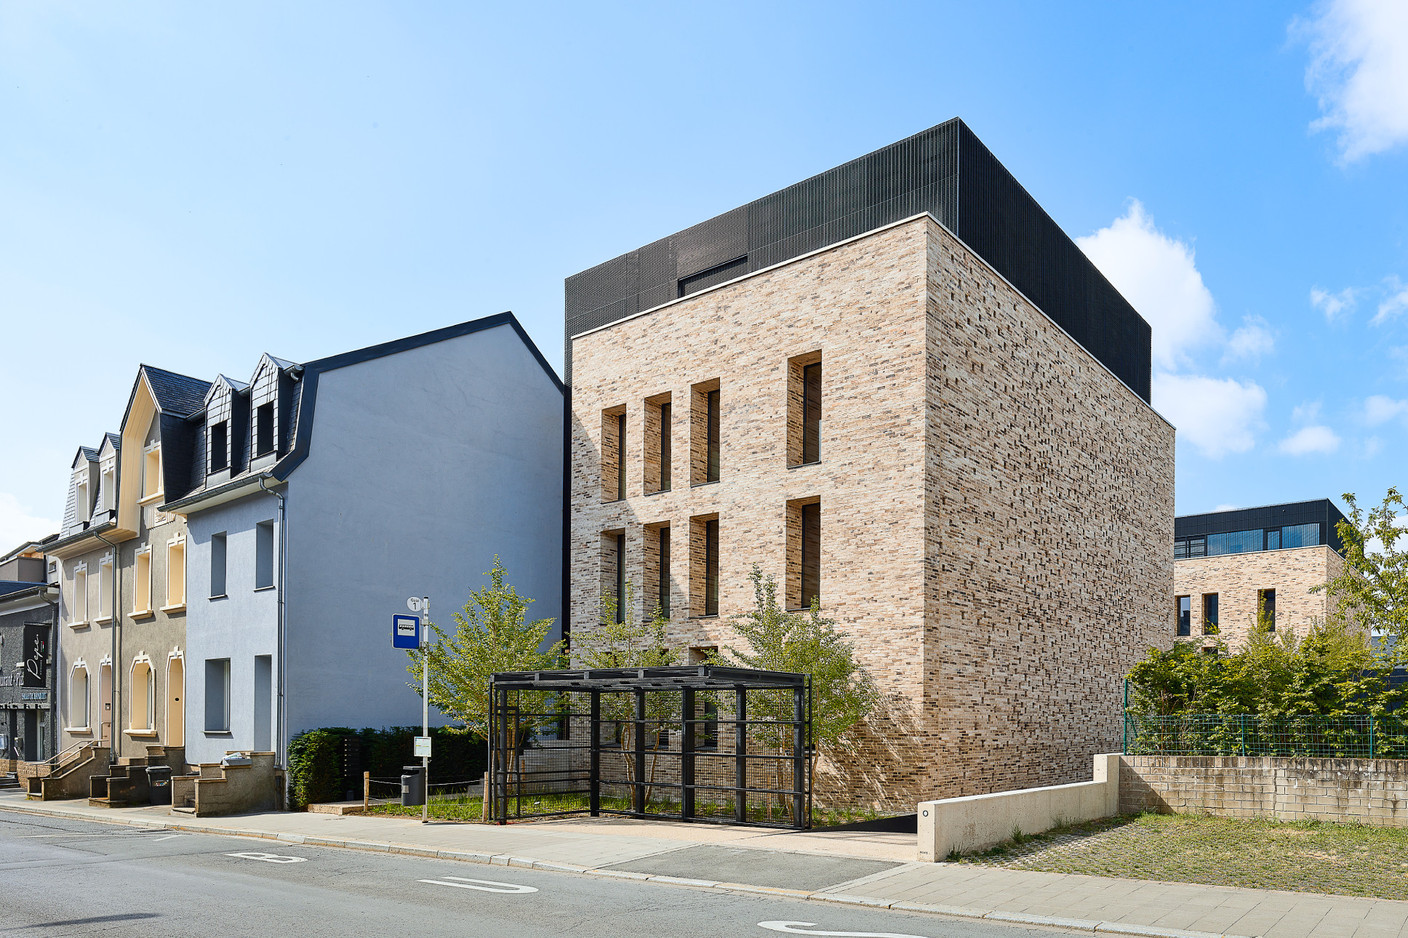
[226,852,308,863]
[149,834,181,842]
[759,923,929,938]
[419,877,539,894]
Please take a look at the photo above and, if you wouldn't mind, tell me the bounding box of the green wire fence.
[1124,712,1408,759]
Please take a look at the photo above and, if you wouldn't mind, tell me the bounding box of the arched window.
[68,663,90,731]
[130,657,155,732]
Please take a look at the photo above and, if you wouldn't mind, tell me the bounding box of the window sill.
[93,616,113,626]
[690,614,719,620]
[645,487,673,497]
[209,593,228,601]
[124,729,158,739]
[131,608,154,621]
[138,493,165,506]
[69,620,90,629]
[65,727,92,735]
[160,603,187,614]
[253,585,276,593]
[787,461,822,470]
[786,606,822,613]
[690,480,721,488]
[204,730,233,737]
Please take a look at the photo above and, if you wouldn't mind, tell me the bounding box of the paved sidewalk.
[3,792,1404,938]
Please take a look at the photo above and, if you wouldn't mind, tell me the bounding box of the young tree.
[407,556,563,745]
[1315,488,1408,663]
[572,584,680,801]
[717,566,878,814]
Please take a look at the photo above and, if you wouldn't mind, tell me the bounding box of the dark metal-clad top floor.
[1174,499,1347,559]
[564,118,1152,402]
[489,665,808,693]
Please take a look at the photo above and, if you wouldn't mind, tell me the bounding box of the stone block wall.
[1173,546,1343,650]
[1121,754,1408,825]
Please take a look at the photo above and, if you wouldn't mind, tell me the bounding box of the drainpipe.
[94,529,121,768]
[258,475,287,775]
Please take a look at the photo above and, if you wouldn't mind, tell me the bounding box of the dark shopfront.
[0,584,57,763]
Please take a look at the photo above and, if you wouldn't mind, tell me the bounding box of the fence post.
[1122,680,1128,754]
[1370,715,1376,759]
[363,771,369,811]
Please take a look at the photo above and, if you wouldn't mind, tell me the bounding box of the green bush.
[287,725,488,809]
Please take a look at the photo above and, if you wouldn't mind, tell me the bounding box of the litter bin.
[146,766,172,806]
[400,765,425,806]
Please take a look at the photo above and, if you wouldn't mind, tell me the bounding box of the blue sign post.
[392,614,421,649]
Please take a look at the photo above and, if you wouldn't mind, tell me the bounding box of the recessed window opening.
[788,352,823,467]
[205,658,231,732]
[1202,594,1219,635]
[75,477,89,526]
[689,515,720,617]
[645,394,672,494]
[142,447,162,499]
[646,523,670,618]
[255,521,275,590]
[614,532,626,623]
[98,557,113,619]
[255,402,275,457]
[69,664,90,730]
[601,406,626,502]
[73,567,88,624]
[690,380,721,485]
[705,519,719,615]
[1259,588,1276,631]
[130,658,155,732]
[134,551,152,614]
[1176,596,1191,637]
[787,498,821,610]
[166,539,186,607]
[209,421,228,473]
[210,533,227,597]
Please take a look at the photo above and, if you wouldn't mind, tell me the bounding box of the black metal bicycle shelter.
[488,665,812,829]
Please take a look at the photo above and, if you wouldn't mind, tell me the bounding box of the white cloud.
[1279,424,1342,455]
[1364,394,1408,425]
[1363,436,1384,458]
[1300,0,1408,162]
[1223,315,1276,364]
[1292,400,1323,424]
[1374,278,1408,325]
[0,492,58,555]
[1153,373,1267,459]
[1213,503,1241,512]
[1310,286,1356,322]
[1077,200,1220,372]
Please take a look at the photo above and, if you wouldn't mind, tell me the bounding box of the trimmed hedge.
[287,726,488,809]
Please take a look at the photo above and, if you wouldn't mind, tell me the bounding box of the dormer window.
[142,445,163,500]
[74,474,90,526]
[255,402,274,456]
[209,421,228,473]
[100,459,116,511]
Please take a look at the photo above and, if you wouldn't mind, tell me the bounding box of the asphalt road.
[0,811,1065,938]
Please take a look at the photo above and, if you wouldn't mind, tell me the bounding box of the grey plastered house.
[163,313,564,773]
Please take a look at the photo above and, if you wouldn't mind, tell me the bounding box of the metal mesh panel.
[1125,713,1408,759]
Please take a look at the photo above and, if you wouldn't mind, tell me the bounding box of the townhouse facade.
[566,119,1174,810]
[1,539,58,763]
[1174,499,1348,649]
[162,314,564,769]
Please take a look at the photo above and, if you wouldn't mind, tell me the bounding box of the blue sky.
[3,1,1407,548]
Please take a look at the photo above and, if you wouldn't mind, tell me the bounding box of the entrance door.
[166,657,185,747]
[22,711,37,761]
[99,664,112,744]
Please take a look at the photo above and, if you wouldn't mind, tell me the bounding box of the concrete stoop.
[25,744,110,801]
[89,746,185,808]
[170,751,279,817]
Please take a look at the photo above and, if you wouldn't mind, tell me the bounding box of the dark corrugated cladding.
[1174,499,1348,556]
[563,118,1151,402]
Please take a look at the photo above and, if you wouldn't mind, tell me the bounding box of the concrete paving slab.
[602,843,902,892]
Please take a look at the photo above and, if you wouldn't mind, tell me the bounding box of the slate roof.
[104,432,120,451]
[143,365,211,417]
[0,580,48,597]
[78,446,97,462]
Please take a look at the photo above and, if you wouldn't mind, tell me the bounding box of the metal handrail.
[32,739,99,770]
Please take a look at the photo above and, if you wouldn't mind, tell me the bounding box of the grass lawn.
[960,812,1408,900]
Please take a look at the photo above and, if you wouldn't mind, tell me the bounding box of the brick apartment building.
[1174,499,1347,650]
[564,119,1174,810]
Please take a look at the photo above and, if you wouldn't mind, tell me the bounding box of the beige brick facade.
[1173,546,1344,650]
[569,215,1174,811]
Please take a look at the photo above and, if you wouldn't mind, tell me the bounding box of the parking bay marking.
[759,923,929,938]
[420,877,538,894]
[226,852,309,864]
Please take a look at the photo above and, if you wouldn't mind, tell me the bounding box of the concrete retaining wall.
[1121,755,1408,826]
[918,754,1120,860]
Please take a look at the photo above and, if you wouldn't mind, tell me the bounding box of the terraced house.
[566,119,1175,810]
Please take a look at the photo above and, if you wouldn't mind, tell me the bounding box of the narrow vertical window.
[802,363,821,464]
[205,658,231,732]
[705,518,719,616]
[98,557,113,620]
[1176,596,1191,636]
[801,502,820,607]
[75,478,89,525]
[73,568,88,623]
[210,533,227,597]
[690,515,721,617]
[255,521,275,590]
[1259,588,1276,631]
[1265,528,1281,551]
[690,380,721,485]
[601,406,625,502]
[646,524,670,618]
[255,402,275,456]
[787,352,823,467]
[644,394,672,494]
[101,462,115,511]
[134,551,152,613]
[209,421,228,473]
[142,447,163,499]
[614,532,626,623]
[1202,593,1218,634]
[166,538,186,607]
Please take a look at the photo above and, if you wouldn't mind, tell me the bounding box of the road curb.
[0,801,1256,938]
